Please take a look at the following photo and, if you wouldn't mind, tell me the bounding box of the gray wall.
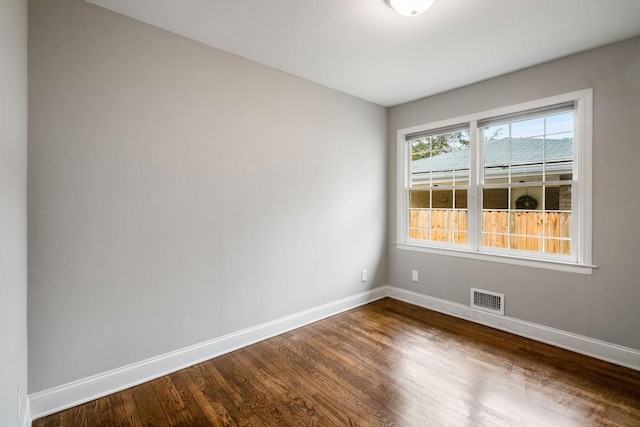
[0,0,29,425]
[388,37,640,350]
[27,0,640,399]
[28,0,387,392]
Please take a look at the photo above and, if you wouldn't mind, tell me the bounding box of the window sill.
[394,242,595,275]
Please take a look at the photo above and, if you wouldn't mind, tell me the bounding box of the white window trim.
[395,89,594,275]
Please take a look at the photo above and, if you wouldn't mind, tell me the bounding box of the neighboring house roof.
[412,138,573,175]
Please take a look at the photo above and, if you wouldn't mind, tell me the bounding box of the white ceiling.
[84,0,640,107]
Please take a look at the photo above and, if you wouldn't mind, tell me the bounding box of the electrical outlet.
[361,269,368,282]
[411,270,419,282]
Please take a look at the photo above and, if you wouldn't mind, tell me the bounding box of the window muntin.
[397,90,592,271]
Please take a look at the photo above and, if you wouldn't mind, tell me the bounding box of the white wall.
[388,37,640,350]
[28,0,387,392]
[0,0,29,425]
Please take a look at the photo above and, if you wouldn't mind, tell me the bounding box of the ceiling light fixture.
[388,0,435,17]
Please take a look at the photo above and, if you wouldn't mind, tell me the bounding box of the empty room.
[2,0,640,425]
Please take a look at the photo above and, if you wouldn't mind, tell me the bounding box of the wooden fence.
[409,209,572,255]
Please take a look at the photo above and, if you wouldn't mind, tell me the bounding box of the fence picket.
[409,209,571,255]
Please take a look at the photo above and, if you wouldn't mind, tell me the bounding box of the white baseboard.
[22,397,31,427]
[29,286,387,420]
[29,284,640,421]
[387,286,640,371]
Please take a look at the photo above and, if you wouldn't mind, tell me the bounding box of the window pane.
[411,138,430,162]
[511,137,544,182]
[482,188,508,249]
[454,231,468,244]
[544,184,572,212]
[435,147,455,182]
[411,139,432,186]
[410,190,430,208]
[544,238,572,255]
[483,188,508,210]
[546,112,573,135]
[483,131,510,183]
[455,189,468,209]
[545,132,573,163]
[484,124,509,142]
[509,210,543,252]
[484,165,509,183]
[558,182,572,210]
[512,137,544,164]
[482,210,508,249]
[513,186,542,210]
[432,189,453,209]
[544,211,572,241]
[483,135,509,167]
[431,209,449,242]
[451,135,470,184]
[545,185,560,210]
[409,207,430,240]
[512,117,544,138]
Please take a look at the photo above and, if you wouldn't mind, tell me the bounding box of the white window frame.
[395,89,594,274]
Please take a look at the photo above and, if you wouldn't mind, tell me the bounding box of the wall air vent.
[471,288,504,315]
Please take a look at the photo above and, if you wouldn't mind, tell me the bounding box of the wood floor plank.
[33,298,640,426]
[211,353,296,426]
[266,333,397,423]
[108,390,143,427]
[147,376,195,426]
[129,382,168,426]
[241,344,352,426]
[167,371,217,426]
[192,361,260,426]
[228,348,320,425]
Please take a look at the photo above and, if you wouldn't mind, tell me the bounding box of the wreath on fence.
[515,194,538,210]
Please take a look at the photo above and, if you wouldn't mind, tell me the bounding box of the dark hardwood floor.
[33,298,640,426]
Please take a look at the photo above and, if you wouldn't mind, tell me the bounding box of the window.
[409,126,470,244]
[396,90,593,274]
